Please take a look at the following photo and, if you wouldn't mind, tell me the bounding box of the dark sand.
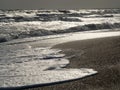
[26,36,120,90]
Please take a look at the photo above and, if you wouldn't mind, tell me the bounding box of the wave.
[0,22,120,43]
[0,15,82,22]
[0,9,120,22]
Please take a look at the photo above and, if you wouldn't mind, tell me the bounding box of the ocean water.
[0,9,120,43]
[0,9,120,88]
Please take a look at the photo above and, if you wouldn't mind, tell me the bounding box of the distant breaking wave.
[0,9,120,22]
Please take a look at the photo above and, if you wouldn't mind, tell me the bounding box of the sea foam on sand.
[0,44,97,88]
[1,30,120,88]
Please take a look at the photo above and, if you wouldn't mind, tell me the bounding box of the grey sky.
[0,0,120,9]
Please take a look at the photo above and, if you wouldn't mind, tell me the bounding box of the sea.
[0,9,120,89]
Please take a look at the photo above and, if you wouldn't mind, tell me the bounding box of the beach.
[0,9,120,89]
[26,36,120,90]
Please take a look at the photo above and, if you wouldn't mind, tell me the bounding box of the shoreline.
[27,36,120,90]
[53,36,120,70]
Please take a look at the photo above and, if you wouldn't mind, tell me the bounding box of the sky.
[0,0,120,9]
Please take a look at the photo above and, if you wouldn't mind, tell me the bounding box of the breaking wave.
[0,22,120,43]
[0,9,120,22]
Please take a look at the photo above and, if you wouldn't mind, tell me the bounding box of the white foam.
[0,44,97,88]
[1,14,120,32]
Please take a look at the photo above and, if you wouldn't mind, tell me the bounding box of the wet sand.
[26,36,120,90]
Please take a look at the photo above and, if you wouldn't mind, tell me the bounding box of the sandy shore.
[26,36,120,90]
